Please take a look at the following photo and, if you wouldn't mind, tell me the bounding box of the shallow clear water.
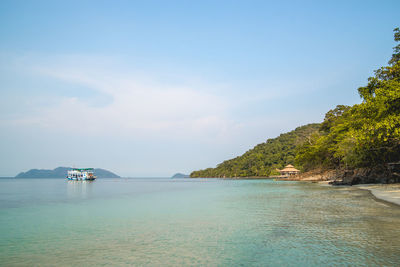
[1,178,400,266]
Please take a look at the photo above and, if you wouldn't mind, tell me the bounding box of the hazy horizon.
[1,0,399,177]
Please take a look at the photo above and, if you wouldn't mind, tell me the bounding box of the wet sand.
[354,184,400,206]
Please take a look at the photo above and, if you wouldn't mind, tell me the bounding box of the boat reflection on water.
[67,168,96,181]
[67,180,95,199]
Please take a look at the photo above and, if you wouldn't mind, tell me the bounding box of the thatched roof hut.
[277,164,300,176]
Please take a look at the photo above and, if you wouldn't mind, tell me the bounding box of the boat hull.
[67,177,96,181]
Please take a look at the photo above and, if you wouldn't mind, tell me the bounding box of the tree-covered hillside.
[190,123,320,177]
[295,28,400,172]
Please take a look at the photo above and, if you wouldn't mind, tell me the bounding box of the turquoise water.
[1,178,400,266]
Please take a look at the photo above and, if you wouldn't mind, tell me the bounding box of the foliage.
[295,28,400,171]
[190,124,320,177]
[388,27,400,65]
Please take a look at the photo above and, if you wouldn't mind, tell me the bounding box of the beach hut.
[277,164,300,176]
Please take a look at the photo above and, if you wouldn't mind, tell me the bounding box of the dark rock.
[329,163,400,186]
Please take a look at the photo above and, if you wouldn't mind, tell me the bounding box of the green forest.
[190,123,320,177]
[191,28,400,178]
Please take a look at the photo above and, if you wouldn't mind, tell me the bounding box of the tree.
[296,28,400,171]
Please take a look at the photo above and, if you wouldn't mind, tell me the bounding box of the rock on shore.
[293,163,400,185]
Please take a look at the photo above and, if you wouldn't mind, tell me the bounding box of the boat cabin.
[67,168,96,180]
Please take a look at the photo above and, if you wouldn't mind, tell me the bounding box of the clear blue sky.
[0,0,399,176]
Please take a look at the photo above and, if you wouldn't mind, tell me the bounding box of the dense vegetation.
[190,123,320,177]
[191,28,400,178]
[295,28,400,171]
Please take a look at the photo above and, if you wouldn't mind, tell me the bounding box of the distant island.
[15,167,120,178]
[171,173,190,178]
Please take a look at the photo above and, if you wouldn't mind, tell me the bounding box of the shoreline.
[353,184,400,206]
[278,177,400,207]
[285,176,400,207]
[191,176,400,207]
[313,180,400,207]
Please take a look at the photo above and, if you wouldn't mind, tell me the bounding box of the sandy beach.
[354,184,400,206]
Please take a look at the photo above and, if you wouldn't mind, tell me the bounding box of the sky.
[0,0,399,177]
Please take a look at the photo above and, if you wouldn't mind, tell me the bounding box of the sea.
[1,178,400,266]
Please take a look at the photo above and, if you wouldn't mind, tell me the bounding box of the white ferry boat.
[67,168,96,181]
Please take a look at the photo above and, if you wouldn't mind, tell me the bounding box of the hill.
[15,167,120,178]
[171,173,190,178]
[190,123,320,178]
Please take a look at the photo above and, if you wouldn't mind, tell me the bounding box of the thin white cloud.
[8,55,244,143]
[2,53,325,147]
